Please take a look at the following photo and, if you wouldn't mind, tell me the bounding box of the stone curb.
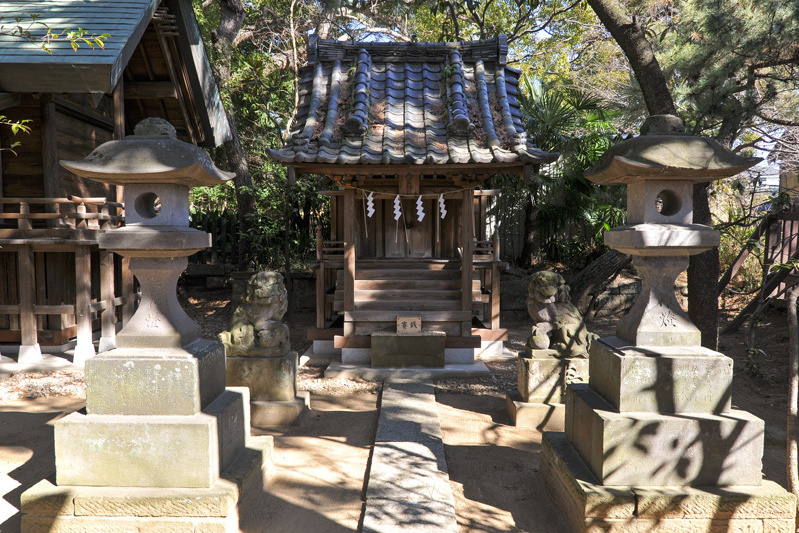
[362,380,458,533]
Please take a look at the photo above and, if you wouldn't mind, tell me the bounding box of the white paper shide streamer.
[393,194,402,221]
[366,192,375,218]
[416,195,425,222]
[439,194,447,219]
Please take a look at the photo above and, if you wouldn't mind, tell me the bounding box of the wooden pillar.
[461,188,474,336]
[343,188,356,336]
[98,249,116,352]
[41,97,59,198]
[121,256,135,323]
[315,226,325,329]
[343,188,356,311]
[17,245,42,362]
[73,245,95,364]
[490,229,500,329]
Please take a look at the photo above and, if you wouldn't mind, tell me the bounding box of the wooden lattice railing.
[0,197,124,231]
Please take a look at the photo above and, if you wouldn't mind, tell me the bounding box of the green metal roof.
[0,0,158,93]
[0,0,231,146]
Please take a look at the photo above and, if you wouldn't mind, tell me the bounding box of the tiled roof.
[267,35,557,169]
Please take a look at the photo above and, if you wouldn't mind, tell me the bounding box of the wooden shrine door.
[384,198,433,258]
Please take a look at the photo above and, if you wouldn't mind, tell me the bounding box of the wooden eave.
[289,162,527,180]
[0,0,160,94]
[0,0,230,147]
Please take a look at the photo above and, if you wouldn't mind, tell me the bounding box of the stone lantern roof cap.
[585,115,760,185]
[60,118,235,187]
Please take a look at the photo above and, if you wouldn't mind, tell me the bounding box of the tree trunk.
[586,0,676,116]
[688,182,719,349]
[787,284,799,518]
[212,0,257,269]
[569,249,632,314]
[222,110,256,267]
[589,0,720,347]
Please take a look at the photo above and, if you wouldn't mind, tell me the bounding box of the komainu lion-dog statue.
[525,270,598,358]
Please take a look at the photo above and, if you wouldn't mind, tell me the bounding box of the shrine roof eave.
[278,161,545,179]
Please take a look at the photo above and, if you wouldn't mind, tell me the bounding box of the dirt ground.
[0,286,794,533]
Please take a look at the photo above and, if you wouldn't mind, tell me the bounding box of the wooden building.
[268,35,557,364]
[0,0,230,362]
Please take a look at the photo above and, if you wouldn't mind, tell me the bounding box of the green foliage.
[515,76,624,265]
[711,177,776,295]
[0,14,109,54]
[0,115,30,154]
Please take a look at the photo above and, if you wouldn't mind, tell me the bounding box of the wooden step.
[353,322,462,336]
[336,269,462,281]
[350,279,451,290]
[354,289,461,301]
[353,300,460,311]
[354,260,461,270]
[335,286,481,300]
[345,310,472,322]
[334,298,484,311]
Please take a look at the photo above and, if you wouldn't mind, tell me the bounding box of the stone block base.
[518,353,588,403]
[55,388,250,488]
[21,436,273,533]
[565,384,764,487]
[541,432,796,533]
[251,390,311,428]
[226,351,298,402]
[588,337,733,414]
[505,391,564,431]
[86,340,226,416]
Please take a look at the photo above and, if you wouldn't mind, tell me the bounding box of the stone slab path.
[362,380,458,533]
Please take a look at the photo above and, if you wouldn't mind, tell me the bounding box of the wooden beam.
[51,94,114,129]
[471,328,508,341]
[343,188,356,313]
[0,92,20,112]
[113,79,125,206]
[123,81,178,100]
[292,162,524,178]
[155,24,198,144]
[306,327,343,341]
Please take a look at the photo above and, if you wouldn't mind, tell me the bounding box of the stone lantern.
[540,115,796,532]
[20,119,270,533]
[587,114,757,347]
[61,117,226,350]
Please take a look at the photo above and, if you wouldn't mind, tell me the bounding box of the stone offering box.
[371,330,446,368]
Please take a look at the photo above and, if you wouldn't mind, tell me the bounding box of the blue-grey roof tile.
[269,35,557,168]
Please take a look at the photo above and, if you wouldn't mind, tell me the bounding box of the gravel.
[0,370,86,401]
